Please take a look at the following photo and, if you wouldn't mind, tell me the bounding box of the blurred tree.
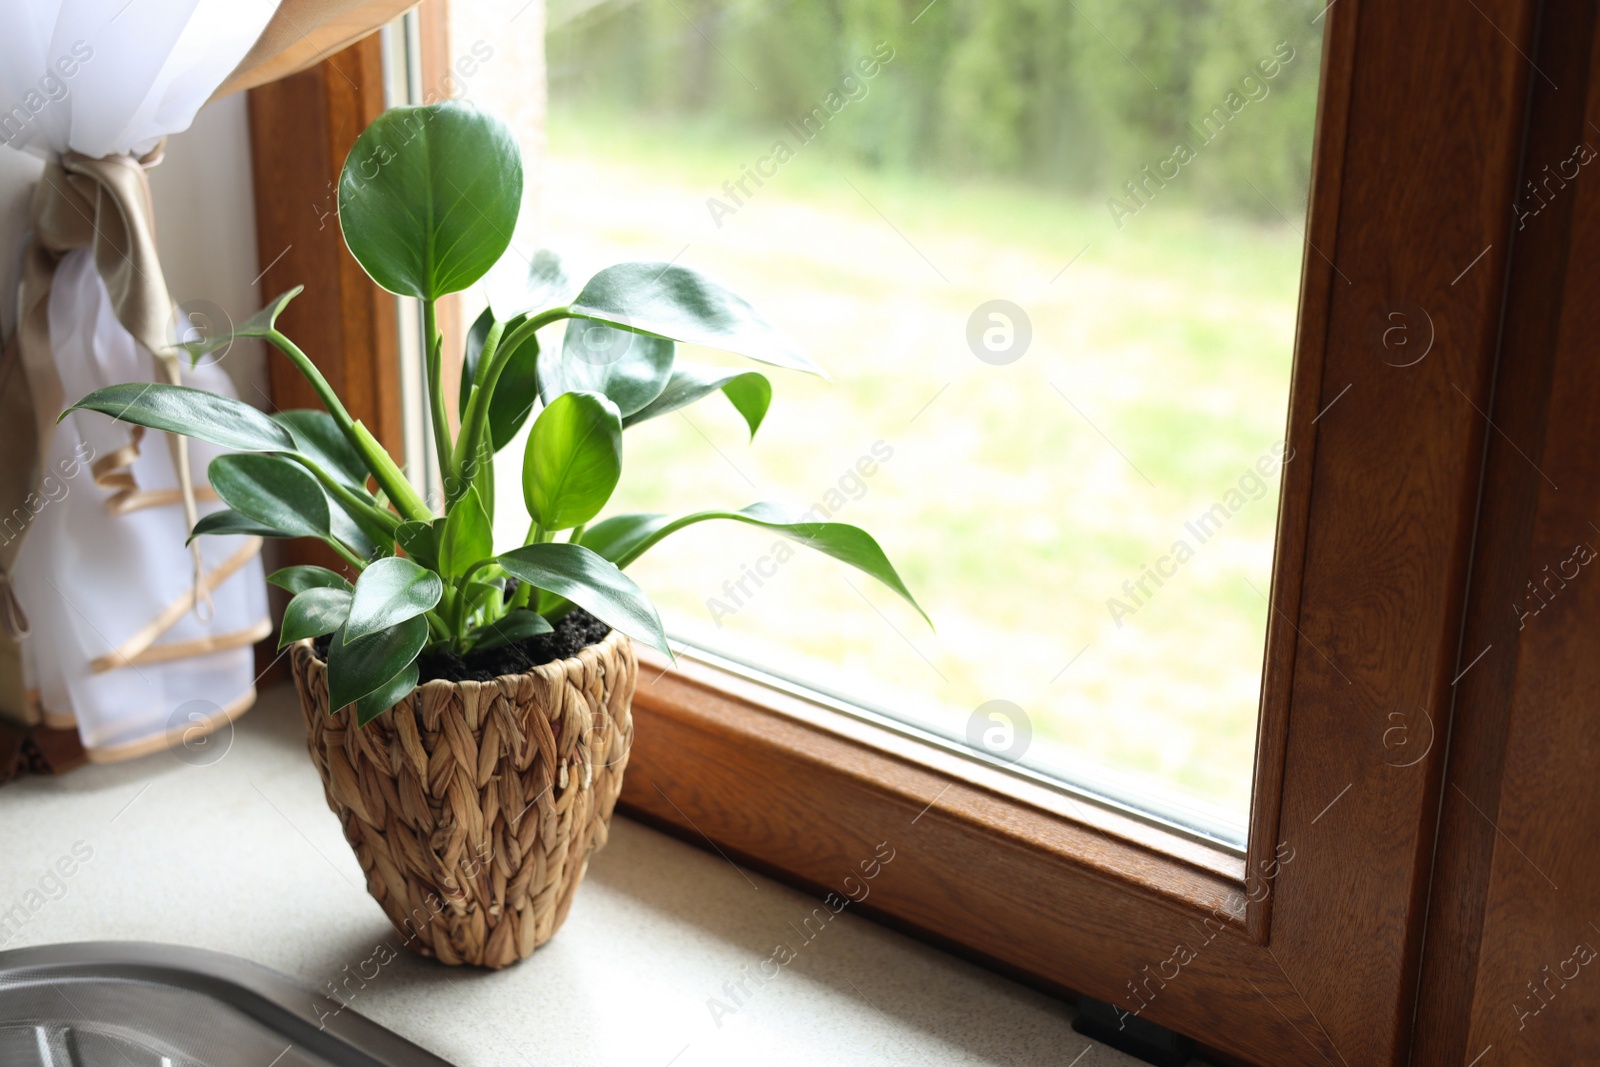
[543,0,1324,217]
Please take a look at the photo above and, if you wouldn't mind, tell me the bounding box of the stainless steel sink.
[0,942,455,1066]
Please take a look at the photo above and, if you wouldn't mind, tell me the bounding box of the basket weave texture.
[290,629,635,969]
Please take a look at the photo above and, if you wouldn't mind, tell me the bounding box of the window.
[447,0,1326,845]
[248,0,1598,1061]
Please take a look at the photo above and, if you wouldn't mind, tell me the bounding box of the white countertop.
[0,684,1167,1067]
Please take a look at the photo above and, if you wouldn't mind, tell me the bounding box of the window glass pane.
[451,0,1327,842]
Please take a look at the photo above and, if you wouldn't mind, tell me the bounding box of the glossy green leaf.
[459,307,544,452]
[622,363,771,439]
[458,306,497,419]
[279,587,352,648]
[487,332,543,452]
[345,556,443,642]
[522,391,622,531]
[179,287,302,359]
[327,617,429,711]
[472,440,496,526]
[494,333,546,453]
[581,502,929,626]
[464,579,505,608]
[541,320,674,417]
[339,103,522,299]
[326,494,382,561]
[569,263,822,376]
[439,485,493,579]
[496,542,669,657]
[188,509,288,543]
[395,520,440,570]
[267,566,352,594]
[208,453,330,540]
[472,609,552,652]
[486,248,571,322]
[64,383,294,453]
[354,662,419,726]
[275,409,369,489]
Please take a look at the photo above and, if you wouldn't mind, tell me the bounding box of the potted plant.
[65,102,926,969]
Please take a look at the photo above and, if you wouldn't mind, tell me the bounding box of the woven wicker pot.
[289,629,636,969]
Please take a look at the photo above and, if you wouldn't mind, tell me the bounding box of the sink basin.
[0,942,455,1066]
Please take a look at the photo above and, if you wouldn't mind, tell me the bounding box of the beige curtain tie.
[0,142,212,637]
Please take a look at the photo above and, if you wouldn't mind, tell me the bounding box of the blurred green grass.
[489,107,1303,826]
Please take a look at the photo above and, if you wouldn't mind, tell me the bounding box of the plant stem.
[423,299,455,498]
[455,586,474,646]
[472,320,505,394]
[328,539,365,570]
[425,609,451,642]
[264,330,354,426]
[508,521,547,611]
[289,454,398,545]
[446,319,506,508]
[440,584,465,647]
[452,306,571,507]
[266,329,431,523]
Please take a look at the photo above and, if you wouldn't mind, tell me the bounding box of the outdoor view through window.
[447,0,1326,842]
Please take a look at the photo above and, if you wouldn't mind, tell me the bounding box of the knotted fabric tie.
[0,143,211,641]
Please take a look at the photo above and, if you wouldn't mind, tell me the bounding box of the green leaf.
[327,617,429,711]
[275,409,369,489]
[354,662,420,726]
[623,363,771,439]
[188,509,288,543]
[460,308,547,454]
[267,566,352,594]
[522,391,622,531]
[338,102,522,299]
[581,502,930,626]
[207,454,378,559]
[345,556,444,642]
[486,248,571,322]
[208,453,330,540]
[439,485,494,579]
[472,609,552,652]
[326,494,382,561]
[279,587,353,648]
[64,382,294,453]
[459,307,542,451]
[179,287,302,359]
[569,262,822,376]
[496,542,670,657]
[541,320,675,417]
[395,520,440,570]
[472,439,496,526]
[458,306,496,419]
[486,330,543,451]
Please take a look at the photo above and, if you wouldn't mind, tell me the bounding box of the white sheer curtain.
[0,0,281,760]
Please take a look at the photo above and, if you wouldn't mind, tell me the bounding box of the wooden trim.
[248,34,402,459]
[1240,0,1357,947]
[1412,2,1600,1061]
[248,33,400,579]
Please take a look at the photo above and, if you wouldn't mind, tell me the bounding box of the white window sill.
[0,684,1177,1067]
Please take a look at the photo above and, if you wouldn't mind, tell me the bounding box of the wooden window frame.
[247,1,1600,1062]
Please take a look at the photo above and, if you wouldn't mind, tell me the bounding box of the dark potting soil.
[310,609,612,684]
